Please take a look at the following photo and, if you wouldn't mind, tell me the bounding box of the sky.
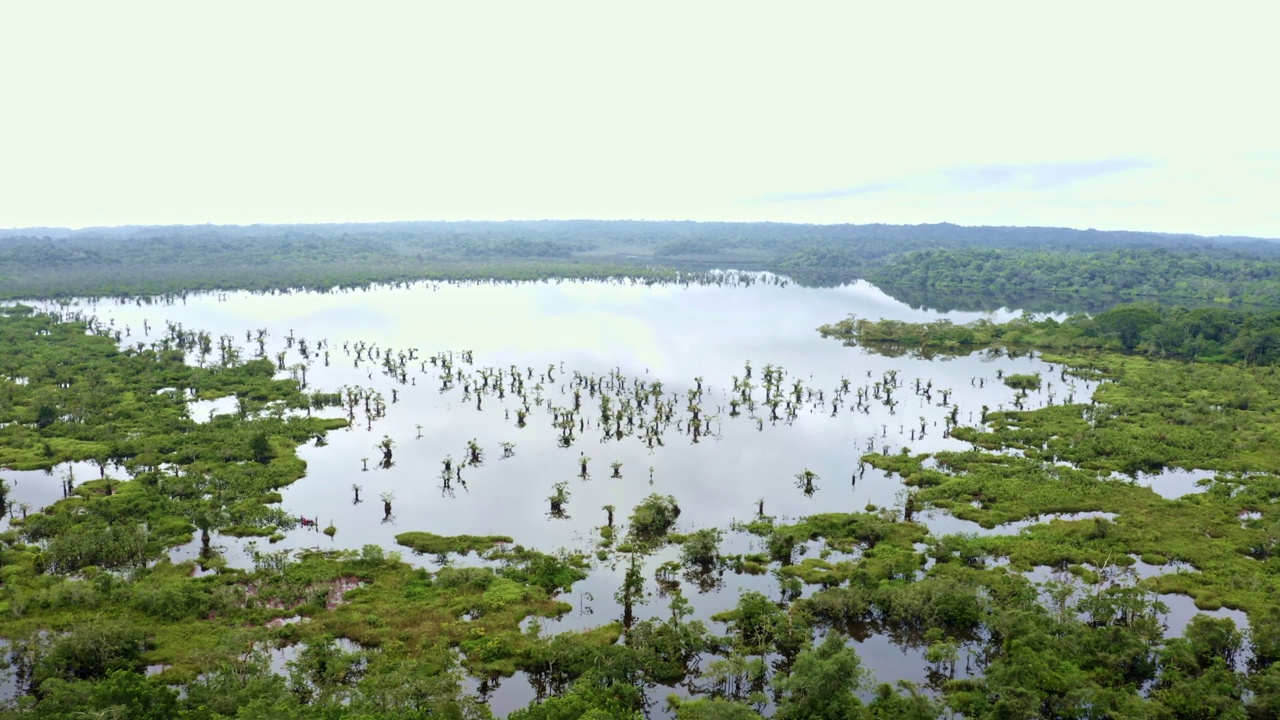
[1,2,1276,237]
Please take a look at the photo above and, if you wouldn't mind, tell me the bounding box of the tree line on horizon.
[1,220,1279,304]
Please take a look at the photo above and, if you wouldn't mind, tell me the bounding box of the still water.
[19,275,1222,715]
[40,277,1050,557]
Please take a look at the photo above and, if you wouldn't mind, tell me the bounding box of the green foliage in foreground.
[13,299,1280,718]
[807,308,1280,718]
[0,305,348,575]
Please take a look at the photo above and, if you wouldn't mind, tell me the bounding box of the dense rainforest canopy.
[1,221,1279,306]
[870,247,1280,307]
[821,302,1280,364]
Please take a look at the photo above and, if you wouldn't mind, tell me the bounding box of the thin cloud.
[755,157,1152,205]
[759,182,898,203]
[943,158,1155,191]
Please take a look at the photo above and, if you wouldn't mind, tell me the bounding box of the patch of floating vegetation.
[395,531,515,556]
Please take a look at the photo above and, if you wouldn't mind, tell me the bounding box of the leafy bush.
[681,529,723,569]
[395,531,513,556]
[628,494,680,546]
[1002,373,1042,391]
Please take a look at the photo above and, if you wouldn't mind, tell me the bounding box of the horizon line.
[0,218,1275,242]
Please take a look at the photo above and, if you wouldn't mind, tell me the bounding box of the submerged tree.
[616,551,646,636]
[549,481,570,518]
[377,436,395,469]
[773,634,867,720]
[794,469,819,497]
[628,494,680,547]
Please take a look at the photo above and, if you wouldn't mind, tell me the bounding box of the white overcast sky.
[1,2,1276,236]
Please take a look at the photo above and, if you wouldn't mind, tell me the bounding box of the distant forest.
[1,220,1278,307]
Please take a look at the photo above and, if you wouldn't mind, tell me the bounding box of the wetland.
[3,271,1280,718]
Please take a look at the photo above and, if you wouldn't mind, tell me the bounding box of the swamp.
[2,266,1280,719]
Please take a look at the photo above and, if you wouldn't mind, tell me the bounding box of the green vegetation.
[0,223,672,299]
[625,494,680,548]
[3,221,1278,304]
[807,306,1280,717]
[822,301,1280,363]
[395,532,514,556]
[1001,372,1040,391]
[11,249,1280,718]
[0,305,347,568]
[0,544,588,718]
[872,246,1280,307]
[0,306,600,718]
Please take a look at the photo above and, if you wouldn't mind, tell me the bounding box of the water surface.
[14,277,1150,714]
